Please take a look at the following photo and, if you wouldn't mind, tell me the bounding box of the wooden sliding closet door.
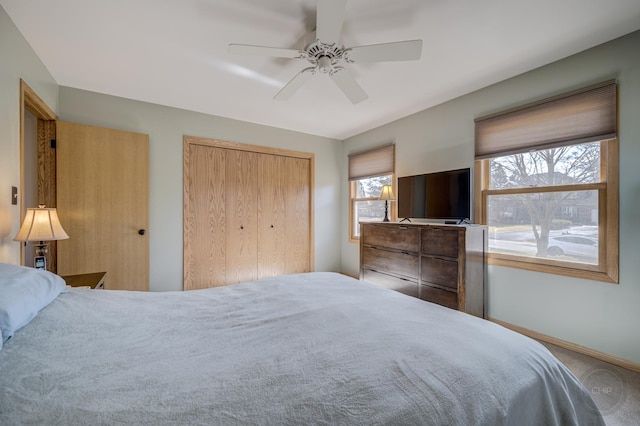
[283,157,311,274]
[184,144,227,289]
[257,154,287,278]
[256,154,311,277]
[226,149,258,284]
[184,137,314,290]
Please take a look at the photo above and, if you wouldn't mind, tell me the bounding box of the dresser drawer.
[359,222,486,317]
[421,257,458,290]
[362,224,419,252]
[421,228,459,258]
[363,247,419,279]
[363,269,419,298]
[419,285,458,310]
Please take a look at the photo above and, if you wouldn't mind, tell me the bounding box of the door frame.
[19,80,57,268]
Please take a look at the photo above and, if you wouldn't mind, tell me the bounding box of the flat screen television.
[397,168,470,221]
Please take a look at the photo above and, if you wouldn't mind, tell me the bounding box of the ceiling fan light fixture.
[317,56,333,73]
[228,0,423,103]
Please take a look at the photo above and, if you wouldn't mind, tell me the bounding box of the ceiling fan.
[228,0,423,104]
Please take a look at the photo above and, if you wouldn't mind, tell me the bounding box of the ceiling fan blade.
[228,44,303,59]
[274,68,316,100]
[316,0,347,45]
[330,68,368,104]
[347,39,423,63]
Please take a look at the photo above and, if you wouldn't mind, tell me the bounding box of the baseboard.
[340,272,359,279]
[489,317,640,373]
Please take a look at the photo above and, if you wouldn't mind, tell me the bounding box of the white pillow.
[0,263,66,348]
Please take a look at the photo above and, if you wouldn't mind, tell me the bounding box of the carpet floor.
[541,341,640,425]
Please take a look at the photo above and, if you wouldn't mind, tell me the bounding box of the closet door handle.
[138,229,146,236]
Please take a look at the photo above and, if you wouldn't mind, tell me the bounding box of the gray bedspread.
[0,272,603,425]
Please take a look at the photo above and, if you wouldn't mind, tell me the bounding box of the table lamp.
[379,185,395,222]
[14,205,69,270]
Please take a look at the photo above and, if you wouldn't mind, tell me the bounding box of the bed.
[0,264,603,425]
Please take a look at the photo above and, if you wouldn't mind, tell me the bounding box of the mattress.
[0,272,603,425]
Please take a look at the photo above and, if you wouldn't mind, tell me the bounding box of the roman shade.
[348,143,395,181]
[474,80,617,159]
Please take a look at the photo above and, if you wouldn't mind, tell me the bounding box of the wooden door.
[184,145,259,288]
[184,143,227,289]
[257,155,311,276]
[257,154,287,278]
[284,157,311,273]
[183,136,314,290]
[56,121,149,291]
[225,149,258,284]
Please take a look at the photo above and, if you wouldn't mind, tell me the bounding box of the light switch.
[11,186,17,205]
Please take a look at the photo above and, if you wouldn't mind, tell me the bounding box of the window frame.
[348,143,395,242]
[474,138,619,283]
[349,175,396,242]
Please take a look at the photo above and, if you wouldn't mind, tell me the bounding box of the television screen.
[397,168,470,220]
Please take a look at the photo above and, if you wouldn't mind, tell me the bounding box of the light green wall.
[0,6,58,263]
[341,30,640,364]
[57,87,343,291]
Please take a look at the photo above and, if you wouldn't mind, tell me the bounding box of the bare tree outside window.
[487,142,601,264]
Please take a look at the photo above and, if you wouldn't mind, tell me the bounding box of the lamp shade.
[14,206,69,242]
[379,185,396,201]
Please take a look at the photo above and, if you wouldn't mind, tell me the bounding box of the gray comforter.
[0,272,603,425]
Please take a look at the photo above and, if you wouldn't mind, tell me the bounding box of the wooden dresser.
[359,222,486,318]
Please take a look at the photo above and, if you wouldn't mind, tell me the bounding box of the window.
[348,144,395,241]
[474,81,618,283]
[350,175,395,239]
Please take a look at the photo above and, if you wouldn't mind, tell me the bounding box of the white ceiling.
[3,0,640,140]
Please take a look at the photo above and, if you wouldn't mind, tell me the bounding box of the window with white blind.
[348,144,395,241]
[474,80,619,283]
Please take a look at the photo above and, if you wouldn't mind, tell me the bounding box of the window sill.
[487,253,618,284]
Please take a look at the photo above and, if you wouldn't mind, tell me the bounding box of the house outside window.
[474,80,618,283]
[348,144,395,241]
[486,141,602,265]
